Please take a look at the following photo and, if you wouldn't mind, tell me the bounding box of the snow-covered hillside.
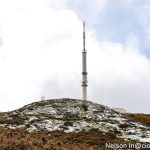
[0,98,150,143]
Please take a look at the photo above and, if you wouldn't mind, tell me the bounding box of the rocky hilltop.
[0,98,150,143]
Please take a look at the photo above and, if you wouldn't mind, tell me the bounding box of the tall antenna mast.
[81,22,88,100]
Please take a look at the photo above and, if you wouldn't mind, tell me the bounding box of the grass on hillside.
[124,113,150,126]
[0,127,142,150]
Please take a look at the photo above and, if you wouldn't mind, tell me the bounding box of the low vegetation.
[124,113,150,126]
[0,127,143,150]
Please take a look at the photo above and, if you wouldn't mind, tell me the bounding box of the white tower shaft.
[82,22,88,100]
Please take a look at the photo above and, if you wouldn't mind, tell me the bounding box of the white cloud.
[48,0,68,10]
[0,0,150,114]
[0,0,82,111]
[87,37,150,113]
[67,0,108,25]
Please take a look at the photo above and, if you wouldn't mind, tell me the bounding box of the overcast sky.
[0,0,150,113]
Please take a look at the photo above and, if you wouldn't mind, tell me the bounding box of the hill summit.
[0,98,150,143]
